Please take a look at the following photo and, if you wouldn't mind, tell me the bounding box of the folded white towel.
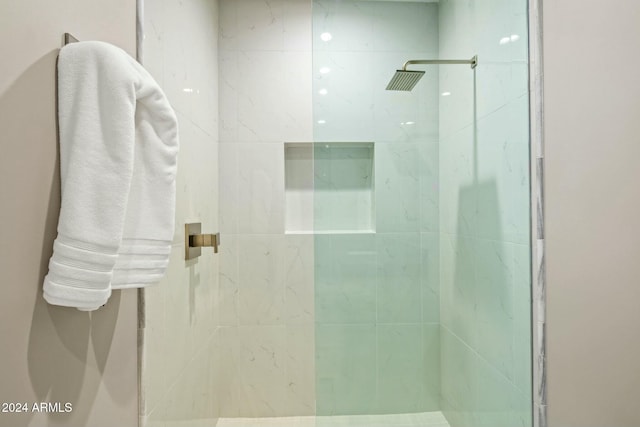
[43,41,179,311]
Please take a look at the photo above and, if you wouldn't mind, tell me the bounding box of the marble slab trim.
[528,0,547,427]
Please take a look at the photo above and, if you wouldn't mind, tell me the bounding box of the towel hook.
[63,33,79,46]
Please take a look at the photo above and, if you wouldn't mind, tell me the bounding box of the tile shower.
[141,0,531,426]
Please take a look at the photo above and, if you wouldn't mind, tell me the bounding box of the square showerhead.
[385,70,425,91]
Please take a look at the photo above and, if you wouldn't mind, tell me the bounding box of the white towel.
[43,41,179,311]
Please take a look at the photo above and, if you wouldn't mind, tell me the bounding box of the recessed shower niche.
[285,142,375,234]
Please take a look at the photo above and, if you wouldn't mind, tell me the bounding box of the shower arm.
[403,55,478,70]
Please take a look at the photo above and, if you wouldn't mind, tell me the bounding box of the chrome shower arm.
[403,55,478,70]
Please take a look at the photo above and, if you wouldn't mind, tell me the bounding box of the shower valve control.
[185,223,220,260]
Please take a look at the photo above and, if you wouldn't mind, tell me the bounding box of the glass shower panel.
[312,0,442,418]
[438,0,532,425]
[312,1,532,426]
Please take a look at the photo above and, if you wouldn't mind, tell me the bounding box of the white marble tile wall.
[528,1,546,425]
[215,235,316,417]
[217,0,315,418]
[140,0,220,426]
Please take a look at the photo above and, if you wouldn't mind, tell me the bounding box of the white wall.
[140,0,221,426]
[0,2,138,426]
[543,1,640,426]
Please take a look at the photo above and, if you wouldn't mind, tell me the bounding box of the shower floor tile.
[216,411,450,427]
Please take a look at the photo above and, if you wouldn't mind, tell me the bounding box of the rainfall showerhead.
[385,56,478,91]
[385,70,425,91]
